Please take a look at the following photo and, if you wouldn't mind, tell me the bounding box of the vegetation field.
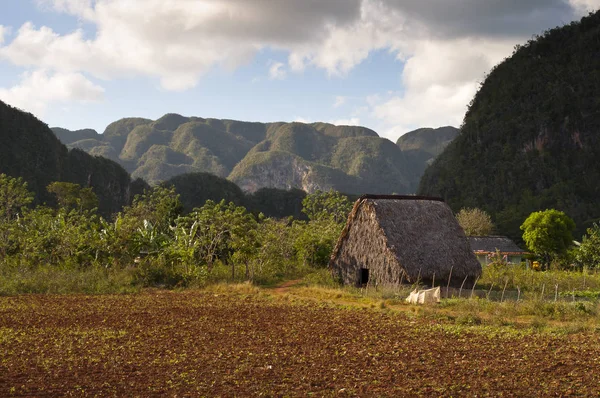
[1,287,599,397]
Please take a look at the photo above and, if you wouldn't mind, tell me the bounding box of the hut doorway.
[360,268,369,285]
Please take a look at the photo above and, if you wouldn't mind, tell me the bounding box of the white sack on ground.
[405,287,441,304]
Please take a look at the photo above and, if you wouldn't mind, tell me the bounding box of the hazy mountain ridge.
[53,115,456,194]
[397,126,459,159]
[419,10,600,240]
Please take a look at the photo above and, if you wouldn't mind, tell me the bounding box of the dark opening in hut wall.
[329,196,482,289]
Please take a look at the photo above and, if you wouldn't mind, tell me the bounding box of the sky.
[0,0,599,141]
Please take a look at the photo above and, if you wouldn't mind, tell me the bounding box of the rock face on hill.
[0,100,145,215]
[54,115,456,194]
[419,11,600,239]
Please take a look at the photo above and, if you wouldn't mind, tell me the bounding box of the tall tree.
[0,174,34,258]
[456,208,494,236]
[47,182,98,212]
[521,209,575,265]
[575,223,600,269]
[0,174,34,223]
[302,190,352,224]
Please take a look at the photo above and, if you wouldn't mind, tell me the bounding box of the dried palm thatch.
[329,195,481,287]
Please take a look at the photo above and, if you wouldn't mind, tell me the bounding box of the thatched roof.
[468,236,528,255]
[330,195,481,282]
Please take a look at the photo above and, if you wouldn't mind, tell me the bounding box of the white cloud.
[0,1,584,87]
[369,37,515,139]
[333,96,347,108]
[569,0,600,13]
[0,69,104,116]
[0,0,593,139]
[268,61,287,80]
[293,116,312,124]
[0,26,8,45]
[36,0,95,20]
[0,0,361,91]
[331,117,360,126]
[373,83,478,139]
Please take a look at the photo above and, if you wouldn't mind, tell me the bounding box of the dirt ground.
[1,290,599,397]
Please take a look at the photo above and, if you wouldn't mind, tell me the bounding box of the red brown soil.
[0,291,599,397]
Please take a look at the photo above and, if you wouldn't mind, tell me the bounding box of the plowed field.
[1,291,599,397]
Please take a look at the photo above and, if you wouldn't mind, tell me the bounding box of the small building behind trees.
[468,236,529,265]
[329,195,481,288]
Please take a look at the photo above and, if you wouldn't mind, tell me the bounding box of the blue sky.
[0,0,597,140]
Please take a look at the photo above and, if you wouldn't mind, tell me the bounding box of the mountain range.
[53,118,458,195]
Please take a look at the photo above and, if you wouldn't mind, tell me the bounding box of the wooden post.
[501,279,508,303]
[517,286,521,302]
[398,272,404,294]
[486,283,494,300]
[459,275,468,298]
[554,284,558,302]
[470,277,479,299]
[540,284,545,301]
[446,266,453,299]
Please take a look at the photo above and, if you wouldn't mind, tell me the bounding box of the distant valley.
[53,117,458,195]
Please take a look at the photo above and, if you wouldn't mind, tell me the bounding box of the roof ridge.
[469,235,511,238]
[360,194,444,202]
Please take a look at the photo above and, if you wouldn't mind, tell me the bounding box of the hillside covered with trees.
[419,11,600,240]
[0,100,147,215]
[53,116,455,194]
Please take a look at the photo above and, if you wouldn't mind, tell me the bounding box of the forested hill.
[53,116,456,195]
[419,11,600,240]
[0,100,146,215]
[397,126,459,182]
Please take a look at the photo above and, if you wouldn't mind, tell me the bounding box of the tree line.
[0,174,351,289]
[457,207,600,270]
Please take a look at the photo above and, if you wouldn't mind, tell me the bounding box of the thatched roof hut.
[329,195,481,288]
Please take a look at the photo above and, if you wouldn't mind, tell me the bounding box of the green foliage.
[248,218,297,283]
[456,208,494,236]
[0,174,33,222]
[521,209,575,264]
[418,11,600,241]
[171,200,258,275]
[0,265,138,295]
[13,207,102,268]
[293,220,343,268]
[576,223,600,268]
[0,174,34,259]
[124,185,183,232]
[478,262,600,299]
[47,182,98,212]
[302,190,352,224]
[94,186,183,264]
[0,180,351,290]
